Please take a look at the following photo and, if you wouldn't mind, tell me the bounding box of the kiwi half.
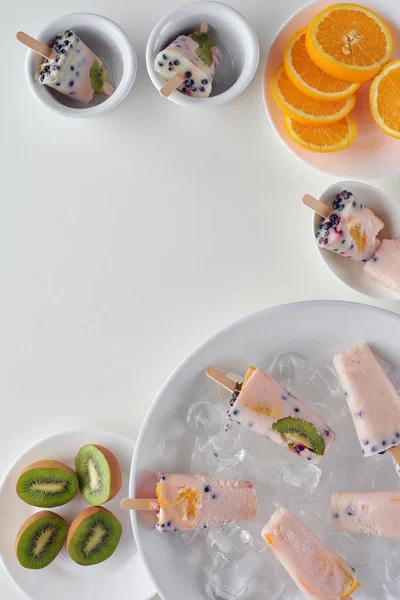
[16,460,79,508]
[67,506,122,566]
[272,417,325,456]
[15,511,68,569]
[75,445,122,506]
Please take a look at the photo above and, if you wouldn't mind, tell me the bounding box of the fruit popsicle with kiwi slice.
[154,23,220,97]
[262,508,360,599]
[121,473,257,532]
[206,367,336,463]
[315,190,384,261]
[35,30,114,103]
[364,239,400,294]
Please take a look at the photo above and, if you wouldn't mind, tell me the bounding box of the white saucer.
[314,181,400,301]
[0,429,156,600]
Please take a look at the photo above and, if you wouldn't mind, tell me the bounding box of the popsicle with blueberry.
[17,30,113,103]
[303,191,384,261]
[206,367,336,464]
[262,508,360,600]
[154,23,220,98]
[120,473,257,531]
[333,344,400,469]
[332,490,400,540]
[364,239,400,294]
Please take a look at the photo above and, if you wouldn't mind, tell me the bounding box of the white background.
[1,0,400,597]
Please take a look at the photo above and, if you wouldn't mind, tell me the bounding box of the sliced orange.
[271,65,356,125]
[370,59,400,139]
[284,27,360,101]
[306,4,393,83]
[284,114,358,152]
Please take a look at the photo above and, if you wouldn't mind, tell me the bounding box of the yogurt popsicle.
[333,344,400,457]
[262,508,360,600]
[154,25,220,97]
[315,190,384,261]
[155,473,256,531]
[36,30,113,103]
[332,490,400,540]
[217,367,335,464]
[364,239,400,294]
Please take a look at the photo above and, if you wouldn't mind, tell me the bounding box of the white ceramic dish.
[146,1,259,108]
[264,0,400,179]
[0,429,156,600]
[25,13,137,118]
[130,300,400,600]
[314,181,400,301]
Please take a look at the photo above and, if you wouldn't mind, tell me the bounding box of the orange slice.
[306,4,393,83]
[271,65,356,125]
[284,114,358,152]
[370,59,400,139]
[284,27,360,101]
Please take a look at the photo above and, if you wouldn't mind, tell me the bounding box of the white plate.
[130,300,400,600]
[0,429,156,600]
[263,0,400,179]
[314,181,400,301]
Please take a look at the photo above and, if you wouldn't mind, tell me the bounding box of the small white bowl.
[25,13,137,118]
[146,1,259,108]
[313,181,400,300]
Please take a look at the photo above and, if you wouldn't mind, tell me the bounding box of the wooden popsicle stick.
[199,23,209,34]
[16,32,56,60]
[302,194,331,220]
[120,498,159,511]
[390,445,400,468]
[160,73,186,98]
[206,367,237,393]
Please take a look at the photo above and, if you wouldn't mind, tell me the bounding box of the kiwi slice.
[16,460,79,508]
[272,417,325,456]
[67,506,122,566]
[75,444,122,506]
[15,511,68,569]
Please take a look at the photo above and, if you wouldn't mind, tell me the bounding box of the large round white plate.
[131,301,400,600]
[0,429,156,600]
[264,0,400,179]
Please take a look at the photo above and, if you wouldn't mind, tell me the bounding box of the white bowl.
[314,181,400,300]
[146,1,259,108]
[25,13,137,118]
[264,0,400,178]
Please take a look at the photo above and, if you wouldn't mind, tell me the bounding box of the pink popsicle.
[364,239,400,294]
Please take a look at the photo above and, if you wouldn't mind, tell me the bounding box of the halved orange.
[370,59,400,139]
[284,27,360,101]
[284,114,358,152]
[271,64,356,125]
[306,4,393,83]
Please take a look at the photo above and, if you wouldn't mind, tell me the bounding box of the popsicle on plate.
[333,344,400,457]
[154,24,220,97]
[315,190,384,261]
[332,490,400,540]
[262,508,360,600]
[206,367,336,464]
[364,239,400,294]
[35,30,113,103]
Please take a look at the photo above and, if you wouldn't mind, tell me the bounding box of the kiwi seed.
[67,506,122,566]
[15,511,68,569]
[75,444,122,506]
[16,460,79,508]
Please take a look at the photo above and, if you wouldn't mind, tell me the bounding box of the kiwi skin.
[15,510,68,569]
[16,460,79,508]
[75,445,122,506]
[67,506,122,566]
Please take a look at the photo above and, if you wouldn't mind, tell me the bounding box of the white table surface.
[1,0,400,597]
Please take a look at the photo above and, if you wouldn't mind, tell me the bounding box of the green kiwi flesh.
[16,464,79,508]
[16,511,68,569]
[75,445,112,506]
[272,417,325,455]
[68,508,122,565]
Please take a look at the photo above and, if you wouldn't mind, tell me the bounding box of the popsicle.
[332,490,400,540]
[333,344,400,458]
[306,190,384,261]
[154,24,220,98]
[206,367,336,464]
[19,30,114,103]
[120,473,257,532]
[262,508,360,600]
[364,239,400,294]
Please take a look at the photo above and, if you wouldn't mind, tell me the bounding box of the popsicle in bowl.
[364,239,400,294]
[206,366,336,464]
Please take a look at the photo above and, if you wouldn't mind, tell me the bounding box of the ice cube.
[279,462,322,495]
[206,552,262,600]
[294,495,329,537]
[307,364,340,399]
[187,401,223,437]
[206,524,253,561]
[377,355,392,375]
[176,528,201,545]
[210,425,246,467]
[216,370,243,406]
[190,436,221,476]
[240,573,284,600]
[269,353,307,390]
[240,520,268,553]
